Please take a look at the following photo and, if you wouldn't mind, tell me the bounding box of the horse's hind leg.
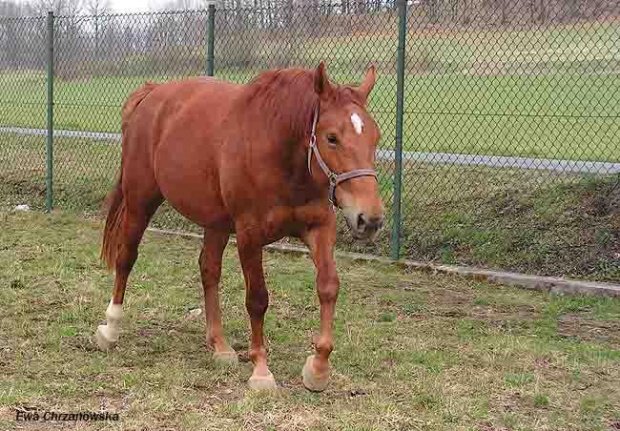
[95,186,163,351]
[199,228,237,366]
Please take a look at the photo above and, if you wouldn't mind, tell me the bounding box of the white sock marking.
[100,299,123,342]
[351,113,364,135]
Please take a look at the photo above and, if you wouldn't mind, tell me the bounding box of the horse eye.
[327,134,338,145]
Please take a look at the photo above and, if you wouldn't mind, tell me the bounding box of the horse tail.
[100,168,125,271]
[101,82,158,271]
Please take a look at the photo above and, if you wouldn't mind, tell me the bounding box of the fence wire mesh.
[0,16,47,211]
[1,0,619,282]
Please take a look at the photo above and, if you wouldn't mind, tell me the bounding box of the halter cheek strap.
[307,104,378,209]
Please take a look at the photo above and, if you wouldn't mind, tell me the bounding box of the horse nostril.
[367,216,384,230]
[356,214,384,231]
[357,213,366,230]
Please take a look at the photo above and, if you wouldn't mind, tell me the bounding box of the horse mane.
[239,67,364,144]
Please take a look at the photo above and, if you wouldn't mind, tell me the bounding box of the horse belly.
[155,142,230,230]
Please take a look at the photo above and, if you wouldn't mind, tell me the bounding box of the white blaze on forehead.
[351,113,364,135]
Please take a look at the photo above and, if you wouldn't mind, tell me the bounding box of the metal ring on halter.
[307,104,378,210]
[328,173,337,185]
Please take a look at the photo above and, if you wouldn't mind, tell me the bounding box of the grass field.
[2,16,620,162]
[1,134,618,283]
[1,211,620,430]
[1,70,618,162]
[302,20,620,69]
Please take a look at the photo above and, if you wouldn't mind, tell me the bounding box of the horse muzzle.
[345,209,385,241]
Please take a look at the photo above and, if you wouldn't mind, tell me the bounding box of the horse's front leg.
[236,230,277,391]
[301,222,340,392]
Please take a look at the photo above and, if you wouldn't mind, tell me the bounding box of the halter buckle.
[328,172,338,186]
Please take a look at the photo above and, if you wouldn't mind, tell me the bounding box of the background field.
[2,19,620,161]
[1,211,620,430]
[1,70,619,162]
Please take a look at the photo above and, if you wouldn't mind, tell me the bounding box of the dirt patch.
[581,179,620,218]
[472,304,537,317]
[475,423,511,431]
[428,287,473,307]
[471,306,538,331]
[558,314,620,344]
[0,174,46,196]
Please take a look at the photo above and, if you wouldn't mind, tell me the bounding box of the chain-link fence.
[1,0,619,282]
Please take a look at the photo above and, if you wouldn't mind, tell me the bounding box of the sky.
[12,0,172,14]
[109,0,160,13]
[11,0,211,16]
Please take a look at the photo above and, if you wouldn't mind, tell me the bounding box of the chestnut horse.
[94,61,385,392]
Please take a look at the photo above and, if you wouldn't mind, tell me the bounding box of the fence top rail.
[0,15,46,22]
[0,9,209,21]
[53,8,210,20]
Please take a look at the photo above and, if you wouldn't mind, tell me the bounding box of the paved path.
[0,126,121,141]
[376,149,620,174]
[3,126,619,174]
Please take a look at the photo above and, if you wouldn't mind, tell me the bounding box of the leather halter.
[307,104,378,209]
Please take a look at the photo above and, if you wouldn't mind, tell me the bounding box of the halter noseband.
[307,104,378,209]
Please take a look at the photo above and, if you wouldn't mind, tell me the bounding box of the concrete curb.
[147,227,620,299]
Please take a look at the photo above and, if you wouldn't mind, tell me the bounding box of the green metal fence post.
[391,0,407,261]
[206,3,215,76]
[46,11,54,213]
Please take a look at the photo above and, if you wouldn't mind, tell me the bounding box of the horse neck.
[280,134,324,200]
[238,74,325,202]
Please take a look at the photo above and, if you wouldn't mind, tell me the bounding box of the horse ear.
[357,64,377,101]
[314,61,333,98]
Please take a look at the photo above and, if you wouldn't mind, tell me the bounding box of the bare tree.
[85,0,110,14]
[498,0,509,24]
[341,0,350,14]
[27,0,83,16]
[0,0,28,16]
[160,0,199,10]
[427,0,440,23]
[84,0,111,59]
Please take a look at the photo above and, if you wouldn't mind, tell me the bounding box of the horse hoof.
[213,350,239,367]
[248,371,277,391]
[95,325,118,351]
[302,355,329,392]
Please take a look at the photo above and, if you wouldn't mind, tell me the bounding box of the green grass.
[1,70,618,162]
[1,211,619,430]
[534,394,551,408]
[395,172,620,283]
[305,20,620,68]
